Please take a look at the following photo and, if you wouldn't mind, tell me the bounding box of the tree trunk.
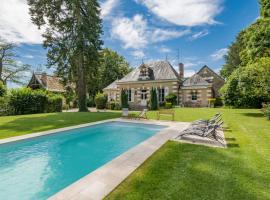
[77,54,88,112]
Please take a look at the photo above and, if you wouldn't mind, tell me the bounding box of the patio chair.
[191,112,221,125]
[179,120,223,140]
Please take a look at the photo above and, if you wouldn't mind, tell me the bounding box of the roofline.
[117,79,179,84]
[197,65,225,80]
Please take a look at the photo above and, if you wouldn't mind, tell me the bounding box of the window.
[191,91,197,101]
[158,88,165,102]
[127,89,132,102]
[141,89,147,100]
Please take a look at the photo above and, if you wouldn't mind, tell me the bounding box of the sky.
[0,0,260,87]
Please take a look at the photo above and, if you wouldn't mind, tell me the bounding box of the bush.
[0,96,9,116]
[165,102,172,109]
[214,97,224,107]
[262,103,270,120]
[120,89,128,108]
[95,93,108,109]
[87,97,95,107]
[149,88,158,110]
[8,88,63,115]
[0,81,6,97]
[165,93,177,105]
[46,94,63,113]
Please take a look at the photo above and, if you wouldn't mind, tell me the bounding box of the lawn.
[106,108,270,200]
[0,112,120,139]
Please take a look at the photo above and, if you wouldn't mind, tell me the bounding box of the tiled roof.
[103,80,118,90]
[118,61,179,83]
[182,74,210,88]
[35,74,65,92]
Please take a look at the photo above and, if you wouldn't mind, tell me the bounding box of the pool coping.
[0,119,189,200]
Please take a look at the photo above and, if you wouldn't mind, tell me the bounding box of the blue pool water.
[0,121,165,200]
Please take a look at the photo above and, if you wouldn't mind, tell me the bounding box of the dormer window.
[138,64,152,80]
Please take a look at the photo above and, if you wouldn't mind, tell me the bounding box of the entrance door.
[140,89,147,106]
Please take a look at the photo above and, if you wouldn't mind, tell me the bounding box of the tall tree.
[28,0,103,112]
[98,48,131,90]
[0,40,30,85]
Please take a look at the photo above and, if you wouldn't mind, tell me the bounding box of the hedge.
[8,88,63,115]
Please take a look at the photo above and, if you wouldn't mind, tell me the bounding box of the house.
[103,60,225,109]
[28,72,65,93]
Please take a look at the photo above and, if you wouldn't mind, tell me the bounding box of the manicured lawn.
[0,112,120,139]
[106,108,270,200]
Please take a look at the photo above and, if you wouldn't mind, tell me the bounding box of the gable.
[197,65,224,82]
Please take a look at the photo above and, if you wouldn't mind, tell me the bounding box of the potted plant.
[121,89,129,116]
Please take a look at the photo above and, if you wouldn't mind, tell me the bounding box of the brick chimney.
[179,63,184,79]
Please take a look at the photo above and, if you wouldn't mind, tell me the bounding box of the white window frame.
[158,88,165,102]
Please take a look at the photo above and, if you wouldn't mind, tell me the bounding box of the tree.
[28,0,103,112]
[260,0,270,18]
[120,89,128,108]
[98,48,131,91]
[0,40,30,85]
[220,32,244,79]
[149,88,158,110]
[221,57,270,108]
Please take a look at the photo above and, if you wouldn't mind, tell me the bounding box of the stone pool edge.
[47,119,190,200]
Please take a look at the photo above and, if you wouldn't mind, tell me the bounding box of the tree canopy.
[28,0,103,112]
[0,40,30,85]
[220,0,270,108]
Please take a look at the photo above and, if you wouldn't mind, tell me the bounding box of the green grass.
[0,112,120,139]
[106,108,270,200]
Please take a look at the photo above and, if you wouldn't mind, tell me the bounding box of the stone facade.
[103,61,224,109]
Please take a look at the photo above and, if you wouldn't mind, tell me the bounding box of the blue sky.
[0,0,260,87]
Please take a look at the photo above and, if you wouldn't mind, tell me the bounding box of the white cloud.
[0,0,43,44]
[211,48,228,61]
[132,50,145,58]
[185,69,196,77]
[112,15,148,49]
[100,0,119,18]
[159,46,171,53]
[136,0,222,26]
[190,30,209,40]
[111,14,190,49]
[23,54,34,59]
[151,29,190,42]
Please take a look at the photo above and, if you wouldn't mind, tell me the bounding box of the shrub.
[0,96,9,116]
[149,88,158,110]
[114,102,121,110]
[87,97,95,107]
[46,94,63,113]
[165,93,177,105]
[120,89,128,108]
[0,81,6,97]
[165,102,172,109]
[8,88,63,115]
[95,92,108,109]
[214,97,224,107]
[262,103,270,120]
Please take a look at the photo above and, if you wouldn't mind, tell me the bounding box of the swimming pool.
[0,121,166,200]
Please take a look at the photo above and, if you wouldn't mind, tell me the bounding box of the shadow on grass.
[0,112,121,139]
[240,112,264,118]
